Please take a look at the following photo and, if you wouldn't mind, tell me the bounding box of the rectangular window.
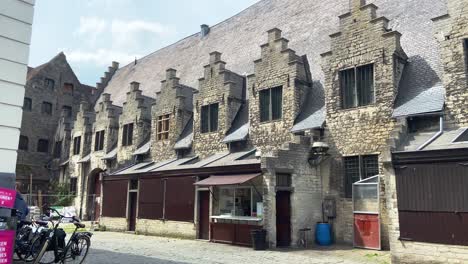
[63,83,74,94]
[44,78,55,90]
[157,114,170,141]
[276,173,292,187]
[70,178,77,194]
[19,135,28,151]
[340,64,374,109]
[217,186,262,218]
[23,98,32,111]
[259,86,283,122]
[53,141,62,158]
[41,102,53,115]
[344,155,379,198]
[73,136,81,155]
[94,130,105,151]
[37,139,49,153]
[122,123,134,146]
[200,103,219,133]
[62,105,72,118]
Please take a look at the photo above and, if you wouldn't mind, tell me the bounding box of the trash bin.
[251,229,267,250]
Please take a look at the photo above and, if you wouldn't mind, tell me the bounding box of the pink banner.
[0,230,14,264]
[0,189,15,209]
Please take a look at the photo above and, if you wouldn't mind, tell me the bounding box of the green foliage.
[49,182,75,206]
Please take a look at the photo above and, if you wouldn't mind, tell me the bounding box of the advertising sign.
[0,230,14,264]
[0,188,15,209]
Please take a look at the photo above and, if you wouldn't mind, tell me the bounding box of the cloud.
[66,49,141,67]
[68,17,176,68]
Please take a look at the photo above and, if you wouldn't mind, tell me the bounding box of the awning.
[133,142,150,156]
[194,173,261,186]
[102,148,117,160]
[77,154,91,163]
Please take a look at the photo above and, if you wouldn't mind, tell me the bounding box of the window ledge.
[259,118,283,125]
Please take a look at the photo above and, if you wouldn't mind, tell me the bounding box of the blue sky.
[29,0,259,85]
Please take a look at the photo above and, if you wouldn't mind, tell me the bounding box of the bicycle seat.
[36,220,48,226]
[74,222,85,229]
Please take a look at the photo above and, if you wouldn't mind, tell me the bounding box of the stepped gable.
[96,0,446,119]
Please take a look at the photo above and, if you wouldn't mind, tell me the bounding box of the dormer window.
[201,103,219,133]
[259,86,282,122]
[122,123,134,146]
[94,130,105,151]
[340,64,374,109]
[157,114,170,140]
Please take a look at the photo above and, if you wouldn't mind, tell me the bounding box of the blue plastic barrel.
[315,222,332,246]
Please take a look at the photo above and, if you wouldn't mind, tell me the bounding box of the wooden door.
[276,191,291,247]
[198,191,210,240]
[128,192,137,231]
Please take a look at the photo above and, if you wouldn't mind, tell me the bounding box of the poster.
[0,230,14,264]
[0,188,15,209]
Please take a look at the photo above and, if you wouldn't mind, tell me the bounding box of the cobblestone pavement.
[81,232,390,264]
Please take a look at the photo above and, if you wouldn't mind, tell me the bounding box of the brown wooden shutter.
[102,180,128,217]
[138,178,164,219]
[164,177,195,222]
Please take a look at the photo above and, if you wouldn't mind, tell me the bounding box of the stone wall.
[320,0,407,248]
[433,0,468,127]
[248,28,310,155]
[117,82,153,165]
[193,52,245,158]
[136,219,196,239]
[100,217,128,232]
[151,69,194,162]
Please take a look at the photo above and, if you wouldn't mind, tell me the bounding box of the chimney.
[201,24,210,37]
[130,81,140,91]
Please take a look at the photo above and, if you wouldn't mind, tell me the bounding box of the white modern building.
[0,0,35,187]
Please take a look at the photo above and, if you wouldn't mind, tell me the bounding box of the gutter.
[417,116,444,151]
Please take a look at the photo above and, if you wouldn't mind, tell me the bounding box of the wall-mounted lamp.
[308,142,330,166]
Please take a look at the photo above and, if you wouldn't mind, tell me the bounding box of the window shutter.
[271,86,283,120]
[259,89,270,122]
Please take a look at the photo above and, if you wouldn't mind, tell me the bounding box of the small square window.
[276,173,291,187]
[122,123,134,146]
[23,98,32,111]
[200,103,219,133]
[42,102,53,115]
[157,114,170,141]
[37,139,49,153]
[44,78,55,90]
[259,86,282,122]
[94,130,105,151]
[340,64,374,109]
[19,136,28,151]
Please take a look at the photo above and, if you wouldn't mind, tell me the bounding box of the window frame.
[44,78,55,90]
[41,102,53,115]
[157,114,170,141]
[63,83,74,94]
[23,97,32,111]
[200,103,219,133]
[73,136,81,155]
[94,130,105,151]
[340,64,375,109]
[259,86,283,122]
[37,139,49,153]
[19,135,28,151]
[62,105,72,118]
[344,154,379,198]
[122,123,134,146]
[217,186,257,217]
[53,140,62,158]
[70,178,77,194]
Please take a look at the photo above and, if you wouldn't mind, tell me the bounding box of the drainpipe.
[417,116,444,151]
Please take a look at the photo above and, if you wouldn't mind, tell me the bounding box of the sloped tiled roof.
[98,0,447,119]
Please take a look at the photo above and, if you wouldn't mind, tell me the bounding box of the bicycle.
[33,207,92,264]
[14,218,49,262]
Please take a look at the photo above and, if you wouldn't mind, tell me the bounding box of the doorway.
[86,169,102,221]
[128,192,138,232]
[198,191,210,240]
[276,191,291,247]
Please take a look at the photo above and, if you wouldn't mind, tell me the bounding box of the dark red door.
[198,191,210,240]
[276,191,291,247]
[354,213,380,249]
[128,192,137,231]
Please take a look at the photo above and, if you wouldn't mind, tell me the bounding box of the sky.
[29,0,260,86]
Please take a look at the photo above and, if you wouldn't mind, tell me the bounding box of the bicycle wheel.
[63,235,90,264]
[33,239,56,264]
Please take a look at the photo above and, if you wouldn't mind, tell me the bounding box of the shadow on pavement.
[14,248,192,264]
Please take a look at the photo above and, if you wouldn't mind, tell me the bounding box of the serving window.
[215,186,262,218]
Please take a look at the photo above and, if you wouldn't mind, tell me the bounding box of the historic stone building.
[16,53,94,193]
[22,0,468,263]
